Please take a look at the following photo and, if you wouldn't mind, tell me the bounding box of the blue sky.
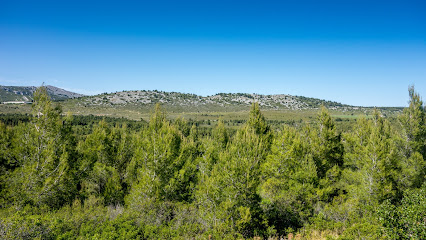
[0,0,425,106]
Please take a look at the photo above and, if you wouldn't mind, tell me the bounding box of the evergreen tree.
[399,86,426,157]
[10,86,78,208]
[0,122,15,172]
[311,106,344,201]
[166,124,202,202]
[125,104,183,225]
[195,119,228,198]
[77,120,112,174]
[260,125,317,235]
[0,122,16,206]
[196,103,271,237]
[84,161,123,205]
[344,110,402,205]
[78,120,132,205]
[212,118,229,150]
[398,86,426,188]
[247,102,273,149]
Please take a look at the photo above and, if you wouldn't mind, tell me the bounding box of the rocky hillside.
[0,85,84,102]
[71,90,353,110]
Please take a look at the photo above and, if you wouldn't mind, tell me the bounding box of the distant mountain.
[69,90,355,111]
[0,85,84,102]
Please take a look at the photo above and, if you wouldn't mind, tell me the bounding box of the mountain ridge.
[71,89,357,111]
[1,85,398,111]
[0,85,84,102]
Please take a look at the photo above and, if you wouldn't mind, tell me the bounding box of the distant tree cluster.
[0,86,424,239]
[297,96,347,108]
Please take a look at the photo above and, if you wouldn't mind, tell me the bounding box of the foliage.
[7,86,78,208]
[260,125,317,235]
[378,185,426,239]
[0,87,424,239]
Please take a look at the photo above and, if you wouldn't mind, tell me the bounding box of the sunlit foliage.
[0,87,424,239]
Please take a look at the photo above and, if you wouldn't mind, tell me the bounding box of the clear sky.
[0,0,425,107]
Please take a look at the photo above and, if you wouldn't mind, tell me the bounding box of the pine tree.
[11,86,78,208]
[399,86,426,157]
[78,120,132,205]
[246,102,273,149]
[212,118,229,150]
[125,104,183,224]
[311,106,344,201]
[260,125,317,235]
[0,122,16,206]
[344,110,402,205]
[398,86,426,188]
[196,103,271,237]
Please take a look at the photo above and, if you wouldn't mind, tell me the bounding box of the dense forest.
[0,86,425,239]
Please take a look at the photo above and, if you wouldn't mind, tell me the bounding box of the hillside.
[0,85,84,102]
[1,87,403,127]
[0,88,423,240]
[59,90,403,127]
[68,90,354,111]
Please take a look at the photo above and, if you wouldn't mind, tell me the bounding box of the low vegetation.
[0,86,424,239]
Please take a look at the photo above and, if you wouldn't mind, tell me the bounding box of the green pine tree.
[10,86,78,208]
[260,125,317,235]
[398,86,426,188]
[311,106,344,201]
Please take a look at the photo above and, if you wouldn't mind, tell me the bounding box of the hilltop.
[68,90,355,111]
[0,86,404,131]
[0,85,84,102]
[57,90,402,128]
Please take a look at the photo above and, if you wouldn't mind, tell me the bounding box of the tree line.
[0,86,424,239]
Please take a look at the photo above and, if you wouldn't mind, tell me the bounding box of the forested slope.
[0,86,424,239]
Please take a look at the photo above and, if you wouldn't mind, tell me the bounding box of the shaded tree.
[260,125,317,236]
